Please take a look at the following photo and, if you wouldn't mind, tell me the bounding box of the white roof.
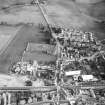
[81,75,94,81]
[0,74,25,87]
[65,70,81,76]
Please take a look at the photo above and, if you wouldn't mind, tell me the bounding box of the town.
[6,25,105,105]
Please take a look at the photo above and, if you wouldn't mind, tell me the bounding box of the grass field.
[44,0,105,40]
[0,0,104,40]
[0,0,104,74]
[0,25,53,74]
[0,25,21,51]
[22,51,56,63]
[0,5,46,25]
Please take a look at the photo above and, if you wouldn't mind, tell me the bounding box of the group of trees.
[87,53,105,80]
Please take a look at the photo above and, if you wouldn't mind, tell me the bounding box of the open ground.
[0,0,104,74]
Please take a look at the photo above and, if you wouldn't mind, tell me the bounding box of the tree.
[25,80,32,86]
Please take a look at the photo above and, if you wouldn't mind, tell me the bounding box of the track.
[35,0,54,34]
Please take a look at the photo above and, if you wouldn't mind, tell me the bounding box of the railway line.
[0,82,105,91]
[0,86,57,92]
[63,84,105,89]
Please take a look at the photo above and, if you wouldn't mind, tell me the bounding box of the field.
[0,0,104,39]
[0,5,46,25]
[0,26,21,51]
[0,0,104,74]
[0,25,54,74]
[45,0,105,40]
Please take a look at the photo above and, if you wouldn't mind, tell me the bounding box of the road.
[0,25,52,74]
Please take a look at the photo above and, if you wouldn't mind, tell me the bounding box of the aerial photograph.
[0,0,105,105]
